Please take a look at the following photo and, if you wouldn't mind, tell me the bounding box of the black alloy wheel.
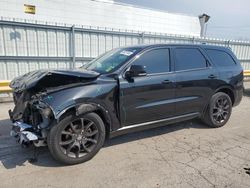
[48,113,106,165]
[212,96,230,124]
[60,118,99,158]
[202,92,232,128]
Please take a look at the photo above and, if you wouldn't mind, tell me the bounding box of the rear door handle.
[162,80,172,84]
[208,74,217,79]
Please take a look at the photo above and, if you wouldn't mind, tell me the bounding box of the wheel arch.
[202,85,235,117]
[214,86,235,105]
[55,103,112,139]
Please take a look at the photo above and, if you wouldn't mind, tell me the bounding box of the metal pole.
[192,37,195,44]
[140,32,144,44]
[71,25,75,69]
[204,24,208,38]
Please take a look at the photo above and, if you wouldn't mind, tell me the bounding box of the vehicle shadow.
[244,89,250,97]
[0,118,208,169]
[0,118,12,136]
[0,118,61,169]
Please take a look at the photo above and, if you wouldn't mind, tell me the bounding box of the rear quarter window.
[206,49,236,67]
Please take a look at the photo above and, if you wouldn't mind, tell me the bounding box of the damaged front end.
[9,69,100,147]
[9,92,54,147]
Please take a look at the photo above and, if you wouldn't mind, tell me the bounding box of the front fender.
[41,82,121,131]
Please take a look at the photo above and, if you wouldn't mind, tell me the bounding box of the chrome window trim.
[173,66,212,74]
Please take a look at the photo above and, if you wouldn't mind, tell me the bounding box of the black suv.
[9,44,243,164]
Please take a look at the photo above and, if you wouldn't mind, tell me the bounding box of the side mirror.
[125,65,147,78]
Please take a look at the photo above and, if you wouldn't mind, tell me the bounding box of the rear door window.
[174,48,207,71]
[206,49,236,67]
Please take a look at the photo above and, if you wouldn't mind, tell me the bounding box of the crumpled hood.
[10,69,100,92]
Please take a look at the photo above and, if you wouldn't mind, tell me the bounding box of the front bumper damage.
[8,68,101,148]
[9,96,53,147]
[10,120,48,147]
[10,121,38,146]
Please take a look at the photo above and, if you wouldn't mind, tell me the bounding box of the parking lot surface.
[1,93,250,188]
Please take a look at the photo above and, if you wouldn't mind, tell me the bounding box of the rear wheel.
[202,92,232,128]
[48,112,105,165]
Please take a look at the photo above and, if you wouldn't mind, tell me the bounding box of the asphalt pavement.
[1,92,250,188]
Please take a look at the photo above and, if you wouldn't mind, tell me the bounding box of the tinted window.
[132,48,170,74]
[175,48,207,71]
[83,47,142,73]
[206,49,236,67]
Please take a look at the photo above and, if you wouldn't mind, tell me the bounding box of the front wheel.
[202,92,232,128]
[47,112,106,165]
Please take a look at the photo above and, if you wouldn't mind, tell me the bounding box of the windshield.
[82,47,142,73]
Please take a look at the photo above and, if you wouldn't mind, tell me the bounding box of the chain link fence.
[1,18,250,80]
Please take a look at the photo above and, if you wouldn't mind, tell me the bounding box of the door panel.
[119,73,176,126]
[173,47,218,116]
[174,68,217,116]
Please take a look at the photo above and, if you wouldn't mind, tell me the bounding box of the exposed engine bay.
[9,69,101,147]
[9,91,53,147]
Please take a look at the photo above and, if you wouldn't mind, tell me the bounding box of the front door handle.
[208,74,217,79]
[162,80,172,84]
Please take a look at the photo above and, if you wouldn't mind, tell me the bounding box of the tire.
[202,92,232,128]
[48,112,105,165]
